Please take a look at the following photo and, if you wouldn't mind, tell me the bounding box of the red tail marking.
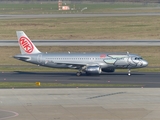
[19,36,34,53]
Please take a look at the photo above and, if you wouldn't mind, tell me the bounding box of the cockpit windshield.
[135,57,143,60]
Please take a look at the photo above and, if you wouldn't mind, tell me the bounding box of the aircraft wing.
[51,61,98,69]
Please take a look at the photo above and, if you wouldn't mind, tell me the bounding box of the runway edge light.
[36,82,40,86]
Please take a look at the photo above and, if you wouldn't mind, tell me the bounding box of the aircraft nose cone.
[143,60,148,67]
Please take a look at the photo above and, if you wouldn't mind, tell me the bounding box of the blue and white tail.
[16,31,41,54]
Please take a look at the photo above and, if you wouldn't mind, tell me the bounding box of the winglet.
[16,31,41,54]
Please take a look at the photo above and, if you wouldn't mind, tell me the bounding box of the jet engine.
[102,68,115,73]
[85,66,101,75]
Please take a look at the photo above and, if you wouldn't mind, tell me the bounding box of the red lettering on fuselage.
[100,54,106,58]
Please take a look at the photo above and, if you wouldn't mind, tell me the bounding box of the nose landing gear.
[128,69,131,76]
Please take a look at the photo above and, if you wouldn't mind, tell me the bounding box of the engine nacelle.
[85,66,101,75]
[102,68,115,73]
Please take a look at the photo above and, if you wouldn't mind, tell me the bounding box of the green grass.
[0,3,59,14]
[0,2,159,14]
[1,16,160,40]
[0,82,142,88]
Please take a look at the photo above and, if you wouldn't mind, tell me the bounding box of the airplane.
[14,31,148,76]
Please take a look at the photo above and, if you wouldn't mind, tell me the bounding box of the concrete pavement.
[0,88,160,120]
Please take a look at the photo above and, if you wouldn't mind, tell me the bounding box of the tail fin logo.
[19,36,34,54]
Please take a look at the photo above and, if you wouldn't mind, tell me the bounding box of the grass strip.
[0,82,142,88]
[0,2,159,14]
[1,16,160,40]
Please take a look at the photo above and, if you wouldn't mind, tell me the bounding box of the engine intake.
[85,66,101,75]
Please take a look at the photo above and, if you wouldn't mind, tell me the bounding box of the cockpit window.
[135,57,143,60]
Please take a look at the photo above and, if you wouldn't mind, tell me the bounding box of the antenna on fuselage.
[127,51,130,56]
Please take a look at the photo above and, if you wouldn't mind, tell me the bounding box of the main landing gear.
[76,67,86,76]
[76,72,82,76]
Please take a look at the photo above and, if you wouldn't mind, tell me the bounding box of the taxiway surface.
[1,88,160,120]
[1,13,160,19]
[0,72,160,88]
[1,40,160,46]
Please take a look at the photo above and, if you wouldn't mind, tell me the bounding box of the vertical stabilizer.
[16,31,41,54]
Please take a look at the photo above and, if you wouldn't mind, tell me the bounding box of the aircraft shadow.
[14,71,145,76]
[14,71,76,76]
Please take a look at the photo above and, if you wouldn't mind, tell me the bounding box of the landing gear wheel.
[76,72,81,76]
[128,69,131,76]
